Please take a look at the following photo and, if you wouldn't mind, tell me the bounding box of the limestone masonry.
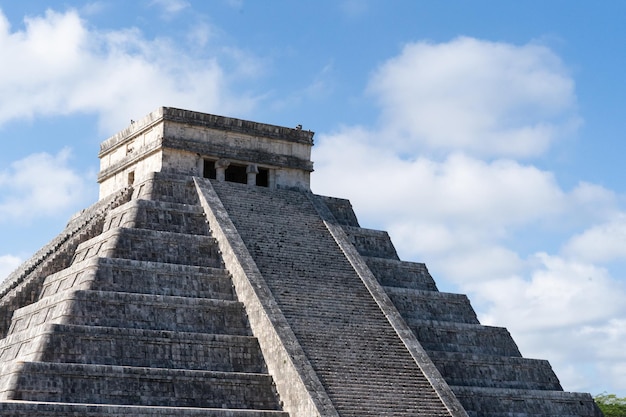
[0,107,603,416]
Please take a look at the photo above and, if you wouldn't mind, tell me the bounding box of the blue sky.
[1,0,626,398]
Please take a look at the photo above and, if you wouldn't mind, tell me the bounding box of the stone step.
[103,198,208,235]
[450,386,603,417]
[1,323,264,373]
[72,228,223,268]
[261,283,388,315]
[40,257,234,300]
[8,290,251,336]
[0,361,281,410]
[385,287,480,324]
[0,401,289,417]
[364,256,438,291]
[407,319,522,357]
[429,351,562,390]
[326,383,454,417]
[329,396,453,417]
[329,400,452,417]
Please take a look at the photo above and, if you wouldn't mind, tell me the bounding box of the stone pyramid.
[0,107,603,416]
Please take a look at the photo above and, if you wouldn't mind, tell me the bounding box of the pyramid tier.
[0,402,288,417]
[8,290,251,336]
[40,258,234,300]
[73,228,223,268]
[451,386,602,417]
[0,323,265,373]
[0,361,281,409]
[405,319,522,357]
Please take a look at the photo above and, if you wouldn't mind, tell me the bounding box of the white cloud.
[581,320,626,394]
[479,253,623,331]
[0,149,92,222]
[563,215,626,263]
[367,37,580,158]
[474,254,626,394]
[0,255,21,281]
[0,8,260,133]
[430,245,524,285]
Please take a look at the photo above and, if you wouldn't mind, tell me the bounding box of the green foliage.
[595,394,626,417]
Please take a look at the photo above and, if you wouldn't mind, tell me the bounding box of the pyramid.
[0,107,603,416]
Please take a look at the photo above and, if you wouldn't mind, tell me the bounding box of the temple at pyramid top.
[98,107,315,199]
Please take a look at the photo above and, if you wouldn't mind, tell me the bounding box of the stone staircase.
[0,173,287,416]
[211,181,455,417]
[323,199,603,417]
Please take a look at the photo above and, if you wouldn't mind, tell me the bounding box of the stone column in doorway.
[247,164,259,186]
[215,159,230,182]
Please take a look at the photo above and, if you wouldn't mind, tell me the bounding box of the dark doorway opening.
[225,164,247,184]
[203,160,216,179]
[257,168,269,187]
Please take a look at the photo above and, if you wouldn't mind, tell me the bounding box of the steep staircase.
[0,173,287,416]
[211,181,455,417]
[322,197,603,417]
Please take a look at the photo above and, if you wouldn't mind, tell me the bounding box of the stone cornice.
[99,107,315,157]
[161,107,314,146]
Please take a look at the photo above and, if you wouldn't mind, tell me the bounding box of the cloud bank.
[367,37,580,158]
[0,149,92,222]
[0,8,258,133]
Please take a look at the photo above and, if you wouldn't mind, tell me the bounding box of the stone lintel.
[162,137,314,172]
